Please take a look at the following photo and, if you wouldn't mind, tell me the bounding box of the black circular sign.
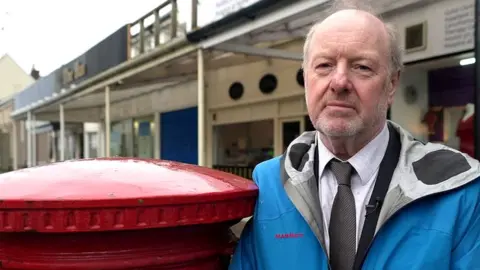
[228,82,244,100]
[259,74,277,94]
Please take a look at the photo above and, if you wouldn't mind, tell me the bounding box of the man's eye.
[316,63,331,69]
[355,65,371,71]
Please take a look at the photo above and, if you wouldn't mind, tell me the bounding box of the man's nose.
[330,63,350,92]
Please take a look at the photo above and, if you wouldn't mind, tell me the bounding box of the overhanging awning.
[11,0,434,122]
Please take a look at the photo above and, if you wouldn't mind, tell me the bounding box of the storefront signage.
[213,0,261,20]
[443,3,475,50]
[62,61,87,85]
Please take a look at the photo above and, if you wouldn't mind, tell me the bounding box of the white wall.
[391,67,429,141]
[386,0,474,63]
[0,54,34,100]
[109,80,198,121]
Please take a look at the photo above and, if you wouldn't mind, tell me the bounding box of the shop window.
[110,117,154,158]
[424,64,475,157]
[87,132,99,158]
[134,118,154,158]
[111,119,134,157]
[213,120,274,179]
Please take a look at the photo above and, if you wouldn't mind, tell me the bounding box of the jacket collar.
[282,120,480,240]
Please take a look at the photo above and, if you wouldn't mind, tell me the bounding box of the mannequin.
[422,107,443,141]
[463,103,475,121]
[457,103,474,157]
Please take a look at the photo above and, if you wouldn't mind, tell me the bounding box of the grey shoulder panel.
[288,143,310,171]
[412,149,471,185]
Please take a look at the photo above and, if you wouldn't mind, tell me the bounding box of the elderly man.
[229,5,480,270]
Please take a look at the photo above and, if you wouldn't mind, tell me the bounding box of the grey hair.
[302,0,403,75]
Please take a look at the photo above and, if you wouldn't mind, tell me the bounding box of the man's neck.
[319,122,386,160]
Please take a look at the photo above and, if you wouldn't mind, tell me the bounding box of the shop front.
[51,122,84,161]
[391,52,476,158]
[204,39,313,178]
[110,115,155,158]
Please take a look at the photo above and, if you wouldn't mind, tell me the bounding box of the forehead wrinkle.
[310,38,383,61]
[316,23,384,46]
[311,49,381,61]
[306,14,389,67]
[309,9,390,56]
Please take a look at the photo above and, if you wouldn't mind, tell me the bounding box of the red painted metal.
[0,158,258,269]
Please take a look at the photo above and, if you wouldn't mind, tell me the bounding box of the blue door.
[160,107,198,164]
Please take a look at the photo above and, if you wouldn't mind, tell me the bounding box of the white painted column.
[60,103,65,161]
[27,111,32,167]
[84,130,90,159]
[273,117,282,156]
[197,48,205,166]
[12,121,17,170]
[32,113,36,166]
[154,112,160,159]
[105,86,111,157]
[98,123,105,157]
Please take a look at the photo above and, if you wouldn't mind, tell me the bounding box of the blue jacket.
[230,122,480,269]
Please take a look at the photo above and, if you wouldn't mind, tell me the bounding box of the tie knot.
[329,159,354,186]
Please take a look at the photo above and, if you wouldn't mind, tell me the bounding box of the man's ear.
[387,70,400,104]
[303,67,309,89]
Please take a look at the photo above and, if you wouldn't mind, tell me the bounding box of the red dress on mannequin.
[456,114,474,157]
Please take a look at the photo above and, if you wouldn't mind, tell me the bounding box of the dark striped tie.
[329,159,356,270]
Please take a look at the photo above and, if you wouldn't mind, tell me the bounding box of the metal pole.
[197,48,205,166]
[105,86,111,157]
[60,104,65,161]
[27,111,31,167]
[475,0,480,160]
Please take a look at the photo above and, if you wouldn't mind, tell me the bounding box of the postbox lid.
[0,158,258,233]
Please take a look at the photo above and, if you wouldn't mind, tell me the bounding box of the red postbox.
[0,158,258,269]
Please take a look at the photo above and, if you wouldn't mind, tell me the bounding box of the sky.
[0,0,219,77]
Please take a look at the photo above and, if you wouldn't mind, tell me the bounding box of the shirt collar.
[317,123,390,185]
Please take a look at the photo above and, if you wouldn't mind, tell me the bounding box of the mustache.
[323,97,357,106]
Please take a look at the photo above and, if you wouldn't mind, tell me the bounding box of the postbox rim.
[0,158,258,233]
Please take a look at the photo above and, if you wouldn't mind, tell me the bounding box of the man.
[229,5,480,270]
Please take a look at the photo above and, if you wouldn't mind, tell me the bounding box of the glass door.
[280,117,305,153]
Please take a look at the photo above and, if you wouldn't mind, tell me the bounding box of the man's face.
[304,11,399,137]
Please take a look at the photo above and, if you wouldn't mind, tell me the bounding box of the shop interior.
[404,52,475,157]
[111,116,155,158]
[214,119,274,168]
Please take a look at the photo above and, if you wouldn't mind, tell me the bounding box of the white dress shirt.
[317,123,389,254]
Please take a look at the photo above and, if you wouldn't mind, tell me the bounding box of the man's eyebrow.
[310,50,381,61]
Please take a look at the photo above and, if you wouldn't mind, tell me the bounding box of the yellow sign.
[62,61,86,84]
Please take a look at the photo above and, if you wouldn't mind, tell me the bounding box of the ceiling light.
[460,57,475,66]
